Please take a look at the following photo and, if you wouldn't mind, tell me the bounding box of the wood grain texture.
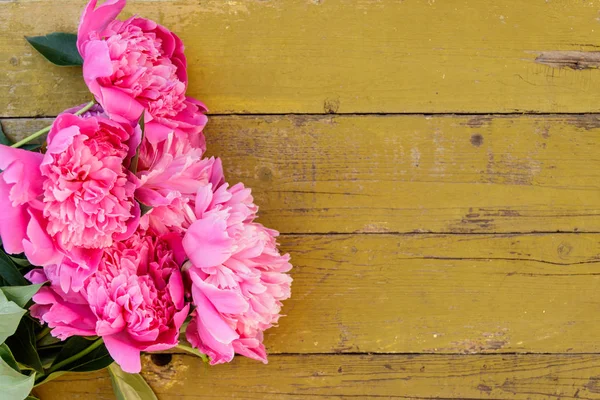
[34,353,600,399]
[4,114,600,234]
[267,233,600,354]
[4,0,600,116]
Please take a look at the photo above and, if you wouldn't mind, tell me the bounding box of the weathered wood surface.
[4,0,600,398]
[34,353,600,399]
[266,233,600,355]
[4,114,600,234]
[4,0,600,116]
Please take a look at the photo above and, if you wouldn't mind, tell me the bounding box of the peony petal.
[43,125,80,165]
[162,233,186,265]
[193,287,238,345]
[186,313,235,365]
[103,333,142,373]
[22,210,62,267]
[126,124,143,162]
[134,187,173,207]
[113,201,141,242]
[167,268,185,309]
[77,0,126,53]
[209,158,225,188]
[233,337,268,364]
[81,40,114,102]
[189,270,248,315]
[99,86,145,124]
[0,179,29,254]
[194,183,213,218]
[64,249,100,278]
[0,146,44,204]
[25,269,47,284]
[174,304,190,329]
[182,212,234,269]
[186,96,208,113]
[0,144,44,174]
[144,121,175,144]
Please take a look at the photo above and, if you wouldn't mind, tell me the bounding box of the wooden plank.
[4,0,600,116]
[267,233,600,354]
[4,114,600,234]
[34,353,600,399]
[2,230,598,355]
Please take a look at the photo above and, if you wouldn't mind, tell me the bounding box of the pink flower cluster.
[0,0,291,373]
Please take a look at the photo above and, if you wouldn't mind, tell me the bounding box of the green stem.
[175,343,208,363]
[10,126,51,149]
[46,337,104,374]
[10,100,95,148]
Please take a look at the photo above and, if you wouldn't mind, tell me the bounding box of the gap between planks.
[7,112,600,119]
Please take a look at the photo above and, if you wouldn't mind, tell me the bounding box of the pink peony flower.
[0,111,140,291]
[42,113,140,251]
[28,228,189,373]
[84,229,189,372]
[182,178,292,365]
[77,0,207,148]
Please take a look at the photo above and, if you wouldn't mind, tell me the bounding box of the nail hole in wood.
[151,353,172,366]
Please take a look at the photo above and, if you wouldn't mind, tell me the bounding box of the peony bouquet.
[0,0,292,398]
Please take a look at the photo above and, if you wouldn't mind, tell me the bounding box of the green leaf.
[0,357,35,400]
[9,257,32,268]
[49,337,89,365]
[1,284,43,308]
[25,33,83,67]
[0,343,20,372]
[138,111,145,133]
[129,111,146,174]
[43,337,112,374]
[0,250,28,286]
[38,347,60,370]
[108,363,158,400]
[6,318,43,374]
[0,290,26,345]
[36,338,113,386]
[37,333,60,348]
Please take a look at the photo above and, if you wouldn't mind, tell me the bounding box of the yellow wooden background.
[3,0,600,398]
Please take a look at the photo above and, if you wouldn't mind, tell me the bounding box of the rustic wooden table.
[3,0,600,398]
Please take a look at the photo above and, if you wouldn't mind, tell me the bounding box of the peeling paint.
[534,51,600,70]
